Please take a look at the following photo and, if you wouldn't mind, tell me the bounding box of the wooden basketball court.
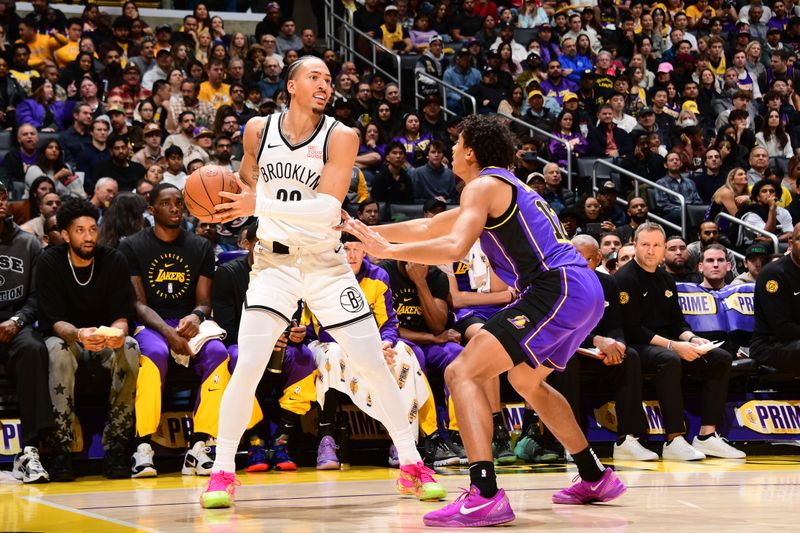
[3,453,799,532]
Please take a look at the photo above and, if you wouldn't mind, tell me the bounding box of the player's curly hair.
[57,196,99,231]
[458,114,516,169]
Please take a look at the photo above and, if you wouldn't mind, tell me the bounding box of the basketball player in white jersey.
[200,56,445,509]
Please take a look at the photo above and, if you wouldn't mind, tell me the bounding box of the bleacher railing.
[412,70,476,121]
[591,159,687,238]
[715,212,780,259]
[324,0,402,89]
[498,112,573,191]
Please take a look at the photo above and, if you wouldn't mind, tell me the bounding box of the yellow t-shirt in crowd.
[685,5,716,21]
[17,33,61,69]
[198,81,232,109]
[54,40,80,68]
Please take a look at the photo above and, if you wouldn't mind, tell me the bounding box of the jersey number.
[277,189,302,202]
[534,199,570,242]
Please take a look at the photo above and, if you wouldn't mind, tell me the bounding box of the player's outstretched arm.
[369,207,461,243]
[343,180,491,265]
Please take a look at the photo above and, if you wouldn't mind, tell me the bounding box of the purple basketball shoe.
[423,486,515,527]
[552,467,626,505]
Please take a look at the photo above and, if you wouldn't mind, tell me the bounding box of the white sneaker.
[662,435,706,461]
[12,446,49,484]
[691,433,746,459]
[182,441,214,476]
[613,435,659,461]
[131,443,157,478]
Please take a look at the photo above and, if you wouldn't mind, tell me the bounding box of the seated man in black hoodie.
[0,182,54,484]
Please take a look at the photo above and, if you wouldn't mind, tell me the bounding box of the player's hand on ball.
[215,172,255,223]
[340,218,394,257]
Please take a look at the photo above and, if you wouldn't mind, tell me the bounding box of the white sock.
[391,426,421,466]
[211,437,239,474]
[211,311,284,474]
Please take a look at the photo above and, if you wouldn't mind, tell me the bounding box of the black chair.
[0,131,11,151]
[38,131,59,148]
[686,204,710,234]
[388,203,424,221]
[514,28,536,46]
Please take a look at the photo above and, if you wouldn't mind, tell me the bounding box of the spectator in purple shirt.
[540,59,578,106]
[549,110,588,167]
[2,125,40,188]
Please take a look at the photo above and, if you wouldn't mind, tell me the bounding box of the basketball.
[183,165,240,223]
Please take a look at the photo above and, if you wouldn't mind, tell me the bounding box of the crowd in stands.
[1,0,800,486]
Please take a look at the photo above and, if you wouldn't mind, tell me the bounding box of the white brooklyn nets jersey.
[254,111,341,247]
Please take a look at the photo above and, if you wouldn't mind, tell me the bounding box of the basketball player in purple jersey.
[344,115,626,527]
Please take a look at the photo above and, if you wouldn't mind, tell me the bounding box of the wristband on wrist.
[689,335,699,342]
[192,310,206,322]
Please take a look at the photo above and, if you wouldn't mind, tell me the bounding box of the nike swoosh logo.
[267,143,282,149]
[207,387,221,392]
[794,291,800,296]
[590,481,604,491]
[164,263,174,268]
[643,292,648,297]
[460,501,494,515]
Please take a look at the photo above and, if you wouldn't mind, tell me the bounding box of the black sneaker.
[49,450,76,482]
[448,431,468,465]
[104,446,131,479]
[514,425,561,464]
[492,426,517,465]
[423,433,461,467]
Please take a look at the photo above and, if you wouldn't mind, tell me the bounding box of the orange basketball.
[183,165,240,223]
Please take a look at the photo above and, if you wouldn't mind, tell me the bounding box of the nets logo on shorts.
[340,286,365,313]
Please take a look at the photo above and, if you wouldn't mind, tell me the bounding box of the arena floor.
[3,454,799,532]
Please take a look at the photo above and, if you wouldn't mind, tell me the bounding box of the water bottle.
[267,301,303,374]
[266,326,291,374]
[510,423,522,450]
[336,410,351,471]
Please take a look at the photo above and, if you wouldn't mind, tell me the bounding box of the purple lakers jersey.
[478,167,586,291]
